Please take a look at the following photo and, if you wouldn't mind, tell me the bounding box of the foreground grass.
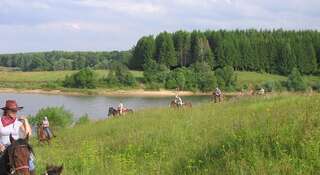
[32,94,320,174]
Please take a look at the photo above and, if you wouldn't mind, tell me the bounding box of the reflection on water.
[0,93,211,119]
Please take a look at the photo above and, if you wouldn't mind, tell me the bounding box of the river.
[0,93,211,119]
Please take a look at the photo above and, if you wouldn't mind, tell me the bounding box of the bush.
[261,80,285,92]
[287,68,307,91]
[63,68,97,89]
[215,66,237,91]
[29,106,73,128]
[105,63,137,87]
[312,81,320,92]
[75,114,90,125]
[165,68,186,90]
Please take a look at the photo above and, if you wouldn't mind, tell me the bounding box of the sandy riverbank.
[0,88,218,97]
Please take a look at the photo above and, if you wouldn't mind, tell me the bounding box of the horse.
[169,100,192,108]
[43,165,63,175]
[212,93,224,103]
[108,107,133,117]
[37,123,51,145]
[0,134,34,175]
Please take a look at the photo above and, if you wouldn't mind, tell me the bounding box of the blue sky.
[0,0,319,53]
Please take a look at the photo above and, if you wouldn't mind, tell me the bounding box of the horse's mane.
[9,138,34,156]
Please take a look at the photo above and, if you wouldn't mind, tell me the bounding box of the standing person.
[0,100,35,175]
[42,116,53,138]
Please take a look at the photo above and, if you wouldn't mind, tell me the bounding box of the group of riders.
[0,86,266,174]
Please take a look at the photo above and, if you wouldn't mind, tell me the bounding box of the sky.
[0,0,319,54]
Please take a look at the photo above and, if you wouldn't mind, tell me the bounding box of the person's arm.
[19,116,32,137]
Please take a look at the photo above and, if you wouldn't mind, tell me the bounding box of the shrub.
[215,66,237,91]
[165,68,186,90]
[63,68,97,88]
[105,63,137,87]
[76,114,90,125]
[29,106,73,128]
[287,68,307,91]
[261,80,285,92]
[312,81,320,92]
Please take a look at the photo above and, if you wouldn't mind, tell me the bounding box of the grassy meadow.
[0,70,319,92]
[31,94,320,174]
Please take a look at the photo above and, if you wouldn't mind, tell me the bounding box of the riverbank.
[0,88,221,97]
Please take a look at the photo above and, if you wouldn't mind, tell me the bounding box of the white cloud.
[76,0,166,15]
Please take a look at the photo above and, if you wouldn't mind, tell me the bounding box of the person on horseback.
[118,102,124,115]
[215,87,222,97]
[0,100,36,175]
[42,116,54,139]
[174,94,183,107]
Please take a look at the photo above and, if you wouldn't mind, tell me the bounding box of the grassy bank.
[32,94,320,174]
[0,70,319,94]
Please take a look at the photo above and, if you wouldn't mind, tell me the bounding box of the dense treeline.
[0,51,131,71]
[131,30,320,75]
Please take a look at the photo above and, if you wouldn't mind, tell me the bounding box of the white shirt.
[43,120,49,127]
[0,119,23,145]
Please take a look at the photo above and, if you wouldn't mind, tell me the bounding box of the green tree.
[131,36,155,70]
[155,32,177,67]
[278,42,296,75]
[63,68,97,88]
[287,67,307,91]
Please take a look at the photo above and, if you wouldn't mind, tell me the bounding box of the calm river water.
[0,93,211,119]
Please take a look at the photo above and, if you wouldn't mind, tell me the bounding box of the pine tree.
[155,32,177,67]
[277,42,296,75]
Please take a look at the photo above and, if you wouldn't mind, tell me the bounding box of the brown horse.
[212,93,224,103]
[169,100,192,108]
[43,165,63,175]
[0,134,34,175]
[108,107,134,117]
[37,123,50,145]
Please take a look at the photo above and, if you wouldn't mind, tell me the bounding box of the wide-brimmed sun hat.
[1,100,23,111]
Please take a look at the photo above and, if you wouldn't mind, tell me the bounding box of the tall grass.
[32,94,320,174]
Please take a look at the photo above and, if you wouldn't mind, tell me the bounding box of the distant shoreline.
[0,88,222,97]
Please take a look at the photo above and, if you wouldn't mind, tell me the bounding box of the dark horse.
[43,165,63,175]
[0,134,34,175]
[108,107,133,117]
[169,100,192,108]
[212,93,224,103]
[37,123,51,145]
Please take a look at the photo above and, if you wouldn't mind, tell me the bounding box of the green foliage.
[287,67,307,91]
[311,81,320,92]
[215,66,237,91]
[63,68,97,88]
[143,59,169,87]
[192,62,217,92]
[131,36,155,70]
[155,32,177,67]
[29,106,73,128]
[76,114,91,125]
[105,63,137,87]
[165,68,186,90]
[261,80,285,92]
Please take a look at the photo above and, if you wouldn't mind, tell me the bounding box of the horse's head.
[108,107,115,116]
[44,164,63,175]
[7,134,33,175]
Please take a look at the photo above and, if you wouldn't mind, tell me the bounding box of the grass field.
[31,94,320,175]
[0,70,318,91]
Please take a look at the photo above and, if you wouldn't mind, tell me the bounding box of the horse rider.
[215,87,222,97]
[42,116,54,138]
[118,102,124,115]
[0,100,36,175]
[175,94,183,107]
[258,87,265,95]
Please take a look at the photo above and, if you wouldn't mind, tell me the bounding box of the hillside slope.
[33,94,320,175]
